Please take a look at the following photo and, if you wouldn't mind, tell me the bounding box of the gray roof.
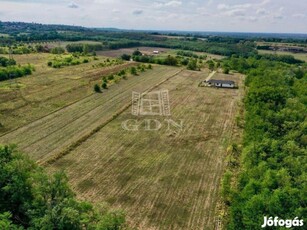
[207,79,235,84]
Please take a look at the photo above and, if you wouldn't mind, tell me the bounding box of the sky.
[0,0,306,33]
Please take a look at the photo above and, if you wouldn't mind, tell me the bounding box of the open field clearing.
[0,65,182,162]
[48,70,244,229]
[0,33,10,37]
[0,53,136,132]
[257,41,307,48]
[97,47,171,58]
[28,40,103,49]
[258,49,307,62]
[97,47,225,60]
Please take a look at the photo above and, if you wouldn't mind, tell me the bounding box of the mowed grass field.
[258,50,307,62]
[1,51,243,229]
[97,47,172,58]
[97,47,225,60]
[47,70,244,229]
[0,62,182,162]
[0,53,136,132]
[29,40,103,49]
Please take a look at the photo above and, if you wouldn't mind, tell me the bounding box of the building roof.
[207,79,235,85]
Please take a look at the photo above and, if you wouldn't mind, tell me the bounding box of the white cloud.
[271,6,284,20]
[217,4,228,10]
[154,1,182,9]
[217,3,251,11]
[0,0,306,33]
[292,13,306,18]
[225,9,246,17]
[217,0,270,18]
[165,1,182,7]
[68,2,78,9]
[256,8,268,15]
[132,9,143,15]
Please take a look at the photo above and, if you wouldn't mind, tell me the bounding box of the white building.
[206,79,235,88]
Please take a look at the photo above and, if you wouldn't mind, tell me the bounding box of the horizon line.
[1,20,307,36]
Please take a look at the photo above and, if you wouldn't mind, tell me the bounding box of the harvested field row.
[0,54,136,132]
[97,47,172,58]
[48,70,244,230]
[97,47,225,60]
[0,66,182,162]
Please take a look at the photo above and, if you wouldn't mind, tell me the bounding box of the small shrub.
[118,70,126,76]
[108,75,114,80]
[102,82,108,89]
[223,67,230,74]
[94,84,101,93]
[133,50,142,56]
[130,67,137,75]
[121,54,131,61]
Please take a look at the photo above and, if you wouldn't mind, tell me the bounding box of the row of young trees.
[111,39,256,57]
[47,54,90,68]
[176,50,206,59]
[0,64,34,82]
[0,145,126,229]
[66,44,104,53]
[221,55,307,229]
[0,45,35,55]
[94,64,152,93]
[0,56,16,67]
[122,50,206,71]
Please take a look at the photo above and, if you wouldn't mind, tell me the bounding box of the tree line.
[0,145,126,229]
[0,57,34,82]
[221,55,307,229]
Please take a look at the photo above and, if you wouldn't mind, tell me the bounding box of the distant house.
[205,79,235,88]
[153,50,159,54]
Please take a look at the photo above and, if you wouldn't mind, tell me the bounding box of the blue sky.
[0,0,306,33]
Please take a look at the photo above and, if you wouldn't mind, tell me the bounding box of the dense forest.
[0,21,284,57]
[0,145,126,229]
[221,54,307,229]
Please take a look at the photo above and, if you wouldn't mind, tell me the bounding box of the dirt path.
[205,70,217,82]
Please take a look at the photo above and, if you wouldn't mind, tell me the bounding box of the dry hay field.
[0,63,182,162]
[29,40,103,49]
[46,70,244,229]
[258,49,307,62]
[97,47,172,58]
[0,53,244,229]
[98,47,225,60]
[0,53,136,132]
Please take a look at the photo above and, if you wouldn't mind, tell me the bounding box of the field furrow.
[47,70,244,229]
[0,66,181,160]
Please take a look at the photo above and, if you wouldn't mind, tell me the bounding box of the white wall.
[221,83,234,88]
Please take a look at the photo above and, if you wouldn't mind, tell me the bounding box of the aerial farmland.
[0,15,305,229]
